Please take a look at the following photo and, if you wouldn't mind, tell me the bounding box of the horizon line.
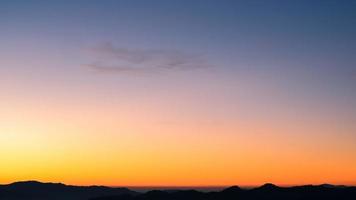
[2,180,355,189]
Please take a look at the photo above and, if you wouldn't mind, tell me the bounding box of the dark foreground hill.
[0,181,137,200]
[1,181,356,200]
[91,183,356,200]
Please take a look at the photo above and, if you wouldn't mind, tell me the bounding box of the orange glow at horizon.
[1,0,356,188]
[1,89,356,187]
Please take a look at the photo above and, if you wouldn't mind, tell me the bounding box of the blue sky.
[1,0,355,113]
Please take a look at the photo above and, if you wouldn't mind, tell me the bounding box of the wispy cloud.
[83,43,212,74]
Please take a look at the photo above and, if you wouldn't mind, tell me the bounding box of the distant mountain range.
[0,181,355,200]
[0,181,137,200]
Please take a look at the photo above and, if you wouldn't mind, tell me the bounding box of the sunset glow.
[1,0,356,187]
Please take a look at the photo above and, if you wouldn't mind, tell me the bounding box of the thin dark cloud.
[86,62,149,74]
[83,43,212,74]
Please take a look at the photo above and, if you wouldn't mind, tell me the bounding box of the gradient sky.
[1,0,356,186]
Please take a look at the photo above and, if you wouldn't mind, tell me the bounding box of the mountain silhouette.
[221,185,242,193]
[92,183,356,200]
[256,183,279,190]
[0,181,137,200]
[1,181,356,200]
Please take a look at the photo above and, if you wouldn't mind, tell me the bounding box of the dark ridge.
[10,180,46,185]
[319,183,347,188]
[91,184,356,200]
[8,180,66,188]
[256,183,280,190]
[1,181,356,200]
[221,185,242,193]
[0,181,138,200]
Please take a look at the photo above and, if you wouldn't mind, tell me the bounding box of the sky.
[0,0,356,186]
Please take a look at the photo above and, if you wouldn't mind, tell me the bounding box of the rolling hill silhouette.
[91,183,356,200]
[0,181,137,200]
[0,181,355,200]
